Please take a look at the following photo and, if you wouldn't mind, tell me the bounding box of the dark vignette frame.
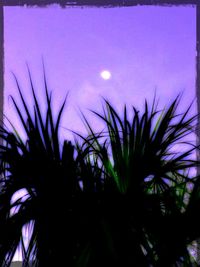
[0,0,200,261]
[0,0,199,149]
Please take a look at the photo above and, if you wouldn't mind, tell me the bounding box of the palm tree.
[0,72,81,267]
[0,72,200,266]
[76,96,199,266]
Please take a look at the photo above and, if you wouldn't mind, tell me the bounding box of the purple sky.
[4,5,197,260]
[4,5,196,141]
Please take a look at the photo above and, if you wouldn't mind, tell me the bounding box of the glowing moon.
[100,70,111,80]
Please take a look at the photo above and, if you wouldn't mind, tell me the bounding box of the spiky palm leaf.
[75,96,199,266]
[0,71,82,267]
[1,73,200,267]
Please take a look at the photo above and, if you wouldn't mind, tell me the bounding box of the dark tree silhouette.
[0,74,200,266]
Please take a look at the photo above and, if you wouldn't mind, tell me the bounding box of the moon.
[100,70,111,80]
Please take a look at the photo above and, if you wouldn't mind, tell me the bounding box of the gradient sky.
[4,5,196,140]
[4,4,197,260]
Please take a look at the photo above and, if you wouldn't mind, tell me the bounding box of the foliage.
[76,96,199,266]
[0,74,200,267]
